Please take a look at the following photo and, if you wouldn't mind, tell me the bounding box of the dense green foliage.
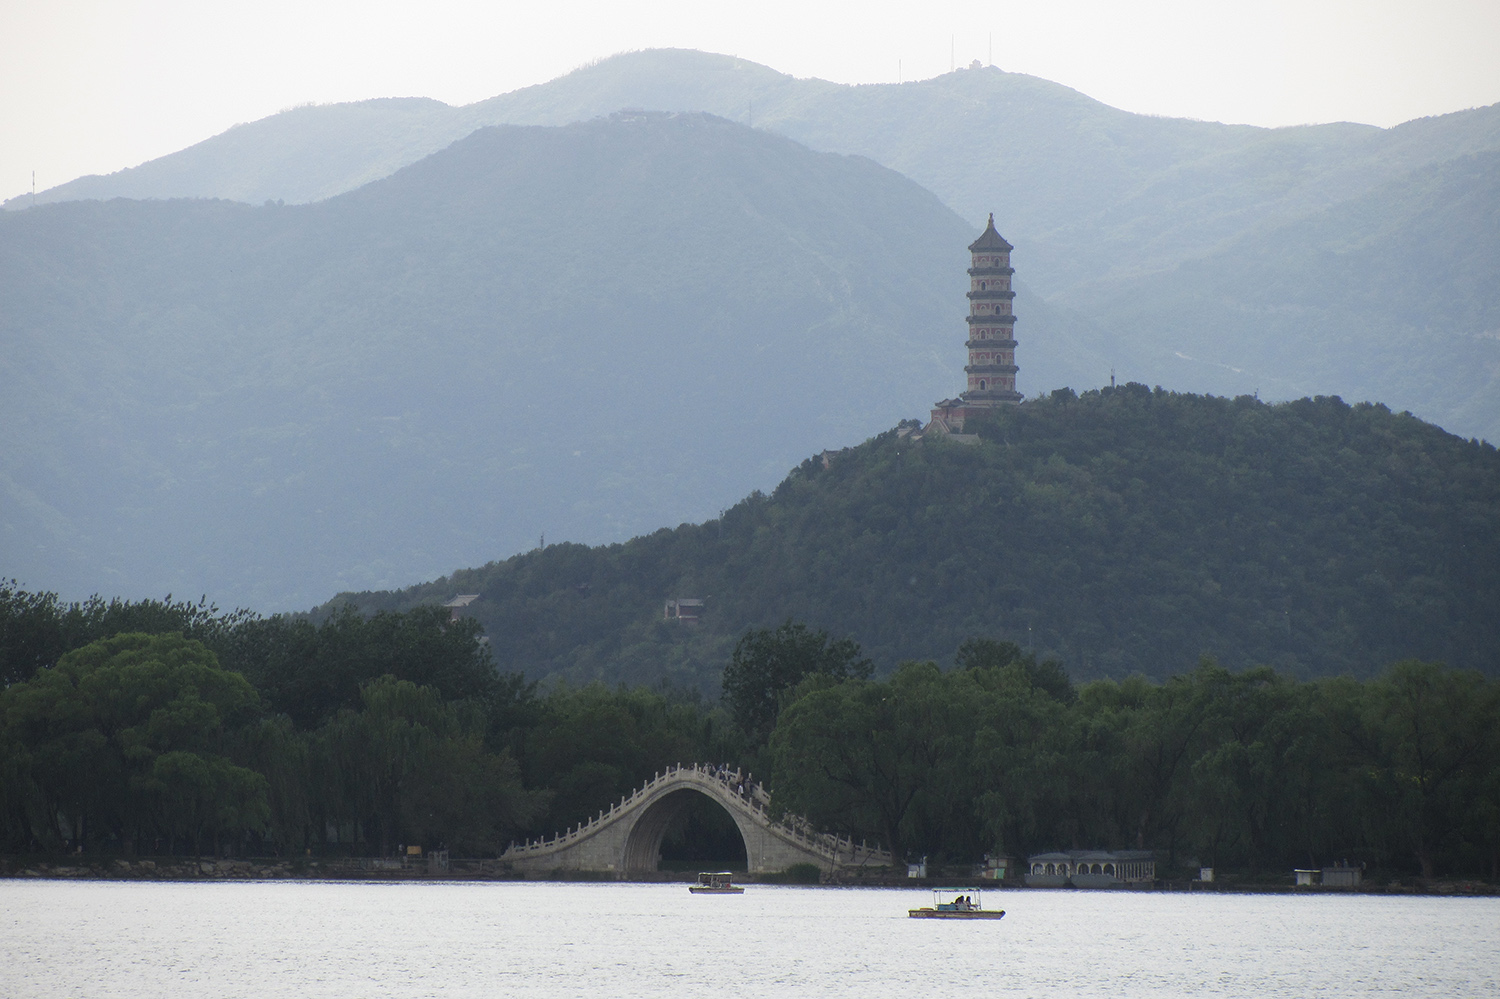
[721,621,872,744]
[0,634,269,855]
[345,388,1500,688]
[0,582,498,726]
[768,656,1500,880]
[308,676,540,856]
[220,606,501,728]
[1,586,1495,879]
[0,595,741,857]
[0,583,252,687]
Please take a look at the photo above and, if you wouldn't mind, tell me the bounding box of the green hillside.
[332,386,1500,688]
[5,113,1110,609]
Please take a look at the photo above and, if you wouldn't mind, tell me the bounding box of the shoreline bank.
[2,857,1494,896]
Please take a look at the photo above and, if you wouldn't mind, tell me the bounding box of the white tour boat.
[689,872,745,894]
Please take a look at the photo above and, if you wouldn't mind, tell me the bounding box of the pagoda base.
[927,396,1019,434]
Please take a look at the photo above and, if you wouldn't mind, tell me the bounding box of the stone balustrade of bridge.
[500,762,892,877]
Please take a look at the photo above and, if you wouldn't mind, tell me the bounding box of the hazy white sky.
[2,0,1498,200]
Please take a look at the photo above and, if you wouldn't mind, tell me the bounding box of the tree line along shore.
[1,589,1495,884]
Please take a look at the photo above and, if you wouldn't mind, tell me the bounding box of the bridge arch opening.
[622,788,748,873]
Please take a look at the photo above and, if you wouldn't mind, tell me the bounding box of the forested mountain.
[9,48,1498,441]
[332,387,1500,689]
[1,112,1109,609]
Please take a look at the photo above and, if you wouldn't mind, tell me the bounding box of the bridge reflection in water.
[501,763,892,877]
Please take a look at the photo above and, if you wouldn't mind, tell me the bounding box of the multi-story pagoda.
[929,214,1020,432]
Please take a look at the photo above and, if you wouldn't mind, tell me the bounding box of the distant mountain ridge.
[10,49,1498,441]
[1078,149,1500,425]
[14,49,1498,286]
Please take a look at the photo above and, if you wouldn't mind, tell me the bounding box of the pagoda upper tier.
[968,217,1013,254]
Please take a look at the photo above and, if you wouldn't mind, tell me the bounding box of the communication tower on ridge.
[928,214,1020,433]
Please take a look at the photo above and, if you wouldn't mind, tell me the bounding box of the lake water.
[2,880,1496,998]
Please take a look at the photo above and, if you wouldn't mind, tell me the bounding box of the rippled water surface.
[3,880,1496,998]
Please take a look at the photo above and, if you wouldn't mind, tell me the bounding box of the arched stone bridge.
[500,763,893,877]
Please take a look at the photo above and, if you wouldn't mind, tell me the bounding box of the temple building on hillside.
[928,214,1021,433]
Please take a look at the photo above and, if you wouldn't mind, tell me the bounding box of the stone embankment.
[2,857,514,881]
[1,858,1494,894]
[7,858,304,880]
[2,856,818,882]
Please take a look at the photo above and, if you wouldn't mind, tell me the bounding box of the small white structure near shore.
[1026,850,1155,887]
[1293,864,1362,887]
[1321,864,1362,887]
